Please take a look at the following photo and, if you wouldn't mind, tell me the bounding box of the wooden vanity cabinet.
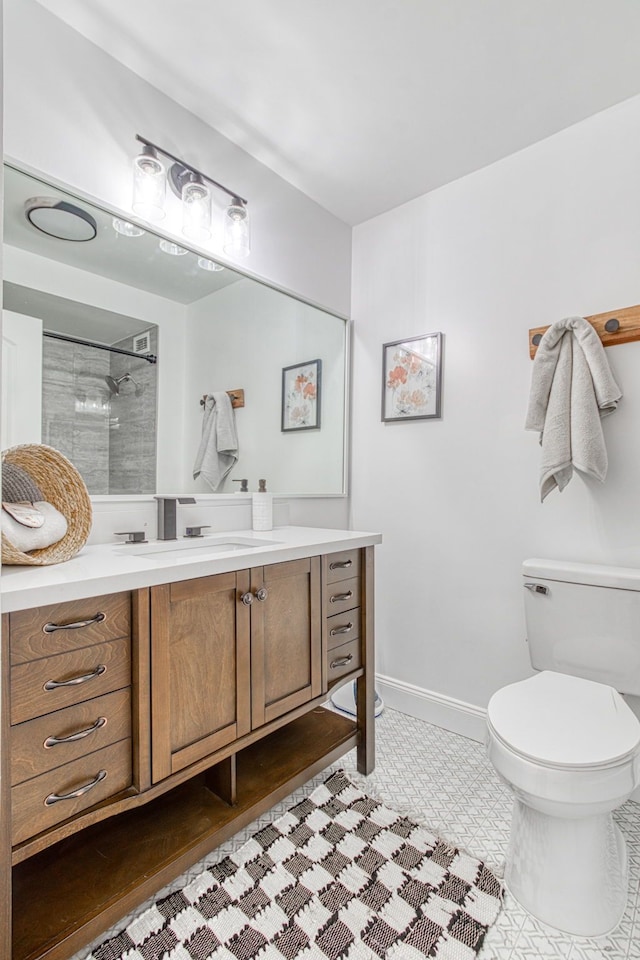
[150,570,252,782]
[250,557,322,727]
[3,544,375,960]
[150,558,323,782]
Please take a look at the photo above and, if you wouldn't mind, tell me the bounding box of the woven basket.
[1,444,92,565]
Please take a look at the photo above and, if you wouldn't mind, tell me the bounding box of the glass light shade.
[223,198,250,258]
[159,239,188,256]
[112,217,145,237]
[182,178,211,241]
[197,257,225,271]
[132,149,166,221]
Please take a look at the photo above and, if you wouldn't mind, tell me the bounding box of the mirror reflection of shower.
[17,309,161,495]
[105,372,145,398]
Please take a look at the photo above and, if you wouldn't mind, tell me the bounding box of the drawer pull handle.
[44,717,107,748]
[43,612,106,634]
[330,590,353,603]
[44,769,107,806]
[241,592,254,605]
[330,622,353,637]
[255,587,268,602]
[43,664,107,691]
[330,654,353,669]
[329,559,353,570]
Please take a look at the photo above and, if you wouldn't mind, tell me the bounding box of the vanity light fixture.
[159,239,188,256]
[133,134,250,256]
[112,217,145,237]
[197,257,225,272]
[132,142,166,221]
[223,197,251,259]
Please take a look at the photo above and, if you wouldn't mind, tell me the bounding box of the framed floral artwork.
[382,333,443,421]
[281,358,322,431]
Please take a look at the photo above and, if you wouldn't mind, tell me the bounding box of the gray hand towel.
[525,316,622,501]
[193,392,239,491]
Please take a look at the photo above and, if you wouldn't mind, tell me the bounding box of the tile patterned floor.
[73,707,640,959]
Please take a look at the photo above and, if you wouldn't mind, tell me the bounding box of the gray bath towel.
[525,316,621,501]
[193,392,239,491]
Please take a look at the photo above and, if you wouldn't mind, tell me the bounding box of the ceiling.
[34,0,640,225]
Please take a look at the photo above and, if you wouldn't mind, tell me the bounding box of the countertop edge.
[1,527,382,612]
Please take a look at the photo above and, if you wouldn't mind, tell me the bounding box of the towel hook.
[200,389,245,409]
[531,333,543,346]
[604,318,620,333]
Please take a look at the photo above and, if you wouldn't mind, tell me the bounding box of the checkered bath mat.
[87,771,503,960]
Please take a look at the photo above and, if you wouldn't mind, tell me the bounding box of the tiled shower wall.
[41,328,158,495]
[108,328,158,495]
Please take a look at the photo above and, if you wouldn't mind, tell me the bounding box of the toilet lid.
[487,671,640,767]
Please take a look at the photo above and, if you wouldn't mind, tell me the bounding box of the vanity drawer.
[327,608,361,651]
[11,636,131,725]
[12,738,132,846]
[11,688,132,786]
[326,549,361,584]
[325,576,360,617]
[10,592,131,665]
[327,637,362,686]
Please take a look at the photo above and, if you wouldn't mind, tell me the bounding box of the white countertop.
[0,526,382,612]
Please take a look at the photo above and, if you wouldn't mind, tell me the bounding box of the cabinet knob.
[241,592,254,606]
[255,587,268,602]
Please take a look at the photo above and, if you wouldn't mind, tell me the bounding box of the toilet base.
[505,799,628,937]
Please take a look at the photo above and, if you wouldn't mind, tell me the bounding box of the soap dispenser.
[252,479,273,531]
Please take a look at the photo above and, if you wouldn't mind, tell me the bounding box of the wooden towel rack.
[529,304,640,359]
[200,389,245,409]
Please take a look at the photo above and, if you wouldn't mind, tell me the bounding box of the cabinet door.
[150,572,251,782]
[250,557,322,728]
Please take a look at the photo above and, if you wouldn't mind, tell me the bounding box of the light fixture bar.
[135,134,247,206]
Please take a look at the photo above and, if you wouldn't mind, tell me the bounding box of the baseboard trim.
[375,673,487,743]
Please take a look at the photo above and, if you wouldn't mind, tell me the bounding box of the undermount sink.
[119,535,281,560]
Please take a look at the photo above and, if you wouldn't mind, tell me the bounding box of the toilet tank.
[523,559,640,695]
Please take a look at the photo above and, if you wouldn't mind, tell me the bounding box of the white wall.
[351,95,640,727]
[2,310,42,446]
[185,279,346,495]
[3,0,352,317]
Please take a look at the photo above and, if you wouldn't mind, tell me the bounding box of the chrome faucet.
[154,496,196,540]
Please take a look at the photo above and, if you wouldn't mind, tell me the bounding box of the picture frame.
[281,358,322,431]
[382,332,443,422]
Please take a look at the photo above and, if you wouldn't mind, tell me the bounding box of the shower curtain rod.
[43,330,157,364]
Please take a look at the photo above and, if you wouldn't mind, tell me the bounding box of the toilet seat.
[487,670,640,768]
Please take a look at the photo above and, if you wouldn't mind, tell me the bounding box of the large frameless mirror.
[2,165,348,497]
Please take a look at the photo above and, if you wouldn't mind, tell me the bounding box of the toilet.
[486,559,640,937]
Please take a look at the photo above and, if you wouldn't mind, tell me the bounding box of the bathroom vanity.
[0,527,380,960]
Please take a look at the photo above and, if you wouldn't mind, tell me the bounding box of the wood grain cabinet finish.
[250,558,322,728]
[3,547,375,960]
[323,551,363,691]
[12,738,132,846]
[150,560,323,780]
[328,637,362,684]
[7,592,134,858]
[150,572,252,782]
[9,593,131,664]
[10,637,131,725]
[11,688,132,786]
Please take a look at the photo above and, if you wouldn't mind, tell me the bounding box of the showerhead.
[105,373,144,397]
